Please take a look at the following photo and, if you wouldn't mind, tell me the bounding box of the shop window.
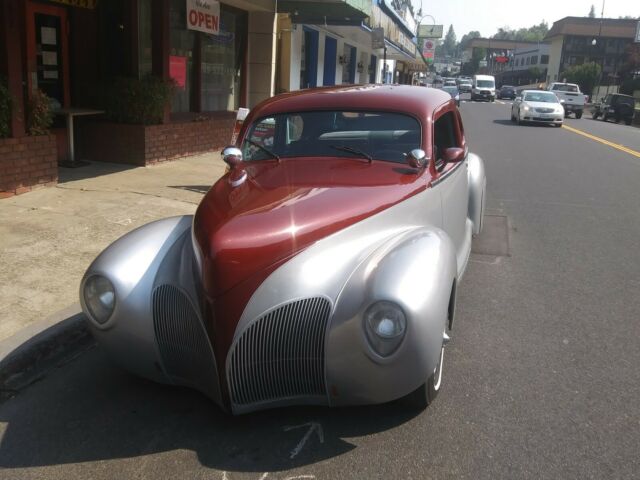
[540,55,549,65]
[531,55,538,65]
[170,0,196,113]
[201,6,247,111]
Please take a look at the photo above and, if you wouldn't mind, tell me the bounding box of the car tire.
[403,342,444,409]
[575,111,582,119]
[592,111,599,119]
[603,114,609,122]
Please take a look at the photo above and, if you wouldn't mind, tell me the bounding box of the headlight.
[84,275,116,324]
[522,105,530,111]
[364,301,407,357]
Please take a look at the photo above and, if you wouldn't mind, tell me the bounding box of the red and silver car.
[80,85,486,414]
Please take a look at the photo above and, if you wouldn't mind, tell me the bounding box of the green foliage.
[620,77,640,96]
[442,25,457,57]
[528,67,544,80]
[588,5,596,18]
[27,89,53,136]
[562,62,601,95]
[0,78,11,138]
[105,76,175,125]
[490,21,549,42]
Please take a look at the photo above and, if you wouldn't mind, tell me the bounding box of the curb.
[0,304,94,398]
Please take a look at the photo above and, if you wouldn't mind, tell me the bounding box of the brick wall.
[0,135,58,198]
[77,113,236,166]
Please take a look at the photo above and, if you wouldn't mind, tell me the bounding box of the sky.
[411,0,639,40]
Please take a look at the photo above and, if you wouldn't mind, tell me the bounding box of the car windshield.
[477,80,494,88]
[501,86,514,91]
[553,84,578,92]
[242,111,421,164]
[523,92,559,103]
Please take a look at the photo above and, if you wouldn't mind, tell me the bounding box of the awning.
[278,0,370,26]
[377,39,416,61]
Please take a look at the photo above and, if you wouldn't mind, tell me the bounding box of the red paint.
[192,85,465,376]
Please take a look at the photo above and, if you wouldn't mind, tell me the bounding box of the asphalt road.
[2,97,640,480]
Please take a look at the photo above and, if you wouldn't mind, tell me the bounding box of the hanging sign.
[422,39,435,62]
[186,0,220,35]
[418,25,443,39]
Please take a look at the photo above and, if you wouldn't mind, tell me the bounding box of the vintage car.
[79,85,486,415]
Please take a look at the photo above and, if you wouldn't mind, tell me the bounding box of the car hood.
[193,157,426,297]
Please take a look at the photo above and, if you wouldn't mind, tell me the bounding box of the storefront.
[0,0,277,196]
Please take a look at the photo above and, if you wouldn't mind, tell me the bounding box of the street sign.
[418,24,443,39]
[422,38,435,60]
[372,27,385,49]
[479,60,487,67]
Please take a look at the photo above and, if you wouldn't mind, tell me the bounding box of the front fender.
[79,215,222,406]
[467,152,486,235]
[326,227,457,406]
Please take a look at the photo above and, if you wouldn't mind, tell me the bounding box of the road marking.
[283,422,324,459]
[561,124,640,159]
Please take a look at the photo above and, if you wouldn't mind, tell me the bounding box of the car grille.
[535,108,554,113]
[228,297,332,408]
[152,284,218,398]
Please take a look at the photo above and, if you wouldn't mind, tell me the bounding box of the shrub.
[0,78,11,138]
[27,89,53,136]
[562,62,601,95]
[619,77,640,96]
[105,76,175,125]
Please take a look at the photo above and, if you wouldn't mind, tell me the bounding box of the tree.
[442,25,457,58]
[562,62,601,95]
[588,5,596,18]
[490,21,548,42]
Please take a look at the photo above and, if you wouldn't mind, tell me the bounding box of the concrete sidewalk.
[0,153,226,347]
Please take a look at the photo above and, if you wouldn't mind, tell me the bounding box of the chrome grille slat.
[152,284,217,398]
[228,297,331,407]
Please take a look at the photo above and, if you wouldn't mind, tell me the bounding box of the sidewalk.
[0,153,227,345]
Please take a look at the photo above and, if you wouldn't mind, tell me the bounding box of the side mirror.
[406,149,427,169]
[222,146,243,168]
[443,147,465,163]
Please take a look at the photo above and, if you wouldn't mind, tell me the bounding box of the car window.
[476,80,494,88]
[433,111,459,165]
[243,111,421,163]
[613,96,635,107]
[553,84,578,92]
[523,92,559,103]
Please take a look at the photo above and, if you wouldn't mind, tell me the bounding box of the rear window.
[613,96,635,107]
[552,84,578,92]
[243,111,421,164]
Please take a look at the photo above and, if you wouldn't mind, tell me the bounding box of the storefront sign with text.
[186,0,220,35]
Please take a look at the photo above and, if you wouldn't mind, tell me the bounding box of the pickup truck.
[547,82,586,119]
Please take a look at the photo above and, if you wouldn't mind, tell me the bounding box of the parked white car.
[511,90,564,127]
[547,82,585,119]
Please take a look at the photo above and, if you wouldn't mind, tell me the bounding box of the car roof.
[611,93,634,98]
[248,85,452,119]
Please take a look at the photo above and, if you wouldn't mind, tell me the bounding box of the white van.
[471,75,496,102]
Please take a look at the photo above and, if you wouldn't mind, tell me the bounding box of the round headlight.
[364,301,407,357]
[84,275,116,325]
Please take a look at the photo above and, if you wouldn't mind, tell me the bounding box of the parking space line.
[561,124,640,159]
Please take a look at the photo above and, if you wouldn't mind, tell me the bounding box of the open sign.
[186,0,220,36]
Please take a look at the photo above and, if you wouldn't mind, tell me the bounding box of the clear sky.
[412,0,639,39]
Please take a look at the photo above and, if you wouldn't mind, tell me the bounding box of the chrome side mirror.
[222,146,243,168]
[406,149,427,169]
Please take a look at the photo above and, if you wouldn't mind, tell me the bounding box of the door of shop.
[25,2,70,109]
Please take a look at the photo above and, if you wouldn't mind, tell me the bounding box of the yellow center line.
[561,124,640,159]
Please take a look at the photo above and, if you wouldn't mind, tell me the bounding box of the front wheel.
[592,110,599,119]
[575,110,583,119]
[403,343,444,409]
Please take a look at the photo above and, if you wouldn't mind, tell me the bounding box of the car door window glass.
[244,117,277,160]
[433,112,459,169]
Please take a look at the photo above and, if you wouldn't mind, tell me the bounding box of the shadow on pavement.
[58,160,138,184]
[0,348,422,472]
[492,119,515,126]
[169,185,212,194]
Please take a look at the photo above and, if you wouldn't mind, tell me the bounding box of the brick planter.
[0,135,58,198]
[76,113,236,166]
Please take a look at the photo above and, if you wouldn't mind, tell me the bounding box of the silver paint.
[467,152,487,235]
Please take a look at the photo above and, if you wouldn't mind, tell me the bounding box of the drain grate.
[472,215,510,257]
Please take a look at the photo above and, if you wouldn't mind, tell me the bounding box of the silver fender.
[467,152,486,235]
[326,227,457,406]
[79,215,222,406]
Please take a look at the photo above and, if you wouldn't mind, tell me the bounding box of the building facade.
[545,17,638,88]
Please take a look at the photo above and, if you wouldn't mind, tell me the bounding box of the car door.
[431,107,469,273]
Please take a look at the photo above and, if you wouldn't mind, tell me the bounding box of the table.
[54,108,104,168]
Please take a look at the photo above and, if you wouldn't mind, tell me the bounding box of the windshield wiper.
[245,139,280,162]
[330,145,373,163]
